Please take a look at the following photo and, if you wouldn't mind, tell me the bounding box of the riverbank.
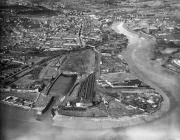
[112,22,174,119]
[122,23,156,41]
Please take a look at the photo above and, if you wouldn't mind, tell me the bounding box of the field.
[60,49,95,74]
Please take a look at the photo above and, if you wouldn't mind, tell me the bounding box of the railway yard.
[0,46,163,119]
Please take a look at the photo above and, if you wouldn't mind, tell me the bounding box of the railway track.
[77,72,96,102]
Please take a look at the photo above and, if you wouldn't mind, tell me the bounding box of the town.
[0,0,179,123]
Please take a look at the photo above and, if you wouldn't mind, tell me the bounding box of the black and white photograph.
[0,0,180,140]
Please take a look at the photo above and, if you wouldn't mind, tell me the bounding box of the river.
[111,22,180,140]
[1,22,180,140]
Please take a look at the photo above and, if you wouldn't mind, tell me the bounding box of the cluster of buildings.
[100,54,129,74]
[103,3,180,74]
[1,96,33,110]
[1,1,173,119]
[162,58,180,73]
[121,91,163,113]
[97,78,151,89]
